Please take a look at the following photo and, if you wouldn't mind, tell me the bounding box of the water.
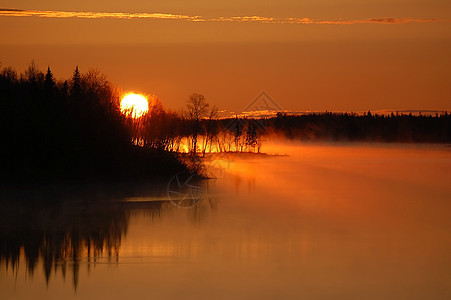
[1,142,451,299]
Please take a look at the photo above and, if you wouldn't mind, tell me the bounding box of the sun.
[120,93,149,118]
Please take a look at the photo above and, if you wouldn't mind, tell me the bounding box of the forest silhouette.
[1,62,450,182]
[1,62,450,293]
[0,63,189,182]
[267,111,451,143]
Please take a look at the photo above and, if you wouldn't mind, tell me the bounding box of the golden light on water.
[120,93,149,118]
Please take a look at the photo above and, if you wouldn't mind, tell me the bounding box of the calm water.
[1,142,451,299]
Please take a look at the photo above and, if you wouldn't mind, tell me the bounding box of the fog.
[1,141,451,299]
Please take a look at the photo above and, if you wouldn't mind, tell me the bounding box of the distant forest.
[265,111,451,143]
[1,63,450,181]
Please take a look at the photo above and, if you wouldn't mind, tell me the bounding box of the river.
[1,142,450,299]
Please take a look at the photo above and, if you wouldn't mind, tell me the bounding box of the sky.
[1,0,450,113]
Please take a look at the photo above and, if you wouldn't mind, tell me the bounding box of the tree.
[245,123,258,152]
[233,119,242,152]
[23,60,41,84]
[60,80,69,102]
[143,95,166,149]
[44,66,56,100]
[70,66,81,98]
[201,105,218,156]
[186,93,209,153]
[0,66,17,86]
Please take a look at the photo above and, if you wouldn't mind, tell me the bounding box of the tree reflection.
[0,185,166,290]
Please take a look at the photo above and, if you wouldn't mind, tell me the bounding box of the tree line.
[1,62,449,181]
[132,102,451,154]
[0,62,187,182]
[126,92,264,155]
[266,111,451,143]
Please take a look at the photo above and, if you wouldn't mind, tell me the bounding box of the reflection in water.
[0,183,215,290]
[1,143,451,299]
[0,201,127,289]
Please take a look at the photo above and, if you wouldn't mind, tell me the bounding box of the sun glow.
[120,93,149,118]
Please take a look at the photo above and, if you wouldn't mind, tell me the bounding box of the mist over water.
[1,141,451,299]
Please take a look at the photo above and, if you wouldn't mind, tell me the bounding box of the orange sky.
[1,1,450,113]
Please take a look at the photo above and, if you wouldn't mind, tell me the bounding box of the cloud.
[0,8,23,12]
[0,8,203,21]
[354,17,438,24]
[0,8,443,25]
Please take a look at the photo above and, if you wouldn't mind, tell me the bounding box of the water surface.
[1,143,451,299]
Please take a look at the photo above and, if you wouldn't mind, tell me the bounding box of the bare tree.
[201,105,218,156]
[186,93,209,153]
[23,60,43,84]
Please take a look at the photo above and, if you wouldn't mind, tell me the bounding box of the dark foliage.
[267,112,451,143]
[0,63,187,182]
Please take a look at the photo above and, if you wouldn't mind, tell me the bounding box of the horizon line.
[225,109,450,118]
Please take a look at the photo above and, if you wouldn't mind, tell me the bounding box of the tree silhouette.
[70,65,81,99]
[186,93,209,153]
[245,123,258,152]
[233,119,242,152]
[0,63,188,182]
[1,62,449,182]
[201,105,218,156]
